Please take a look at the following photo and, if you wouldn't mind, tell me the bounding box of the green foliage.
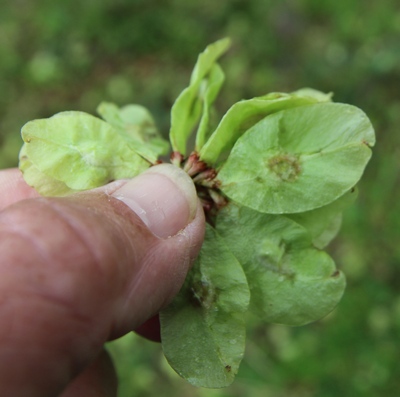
[16,37,374,388]
[216,204,346,326]
[1,1,399,395]
[160,225,250,387]
[97,102,170,162]
[20,111,150,194]
[199,90,331,165]
[218,103,374,213]
[169,38,230,154]
[288,188,358,249]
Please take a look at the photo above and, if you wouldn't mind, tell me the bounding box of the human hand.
[0,165,205,397]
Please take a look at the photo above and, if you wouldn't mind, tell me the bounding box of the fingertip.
[111,164,198,238]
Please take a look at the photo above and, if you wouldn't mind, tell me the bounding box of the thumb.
[0,164,205,396]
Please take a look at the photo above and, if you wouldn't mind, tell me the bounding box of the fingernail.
[111,164,198,238]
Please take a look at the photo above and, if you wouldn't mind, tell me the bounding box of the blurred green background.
[1,0,400,396]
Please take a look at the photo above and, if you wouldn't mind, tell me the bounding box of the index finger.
[0,168,40,210]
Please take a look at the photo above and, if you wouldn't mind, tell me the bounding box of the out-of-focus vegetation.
[1,0,400,396]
